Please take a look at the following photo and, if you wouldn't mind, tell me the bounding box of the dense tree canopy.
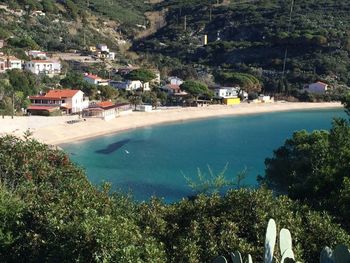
[259,95,350,230]
[180,80,210,101]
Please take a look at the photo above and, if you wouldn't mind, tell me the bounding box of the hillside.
[0,0,150,56]
[134,0,350,91]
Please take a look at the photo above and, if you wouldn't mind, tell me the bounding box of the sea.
[61,108,346,202]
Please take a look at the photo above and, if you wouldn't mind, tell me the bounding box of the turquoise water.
[61,108,346,202]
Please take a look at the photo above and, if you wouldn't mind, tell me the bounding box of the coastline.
[0,102,343,145]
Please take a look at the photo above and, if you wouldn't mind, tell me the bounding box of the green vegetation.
[180,80,211,103]
[135,0,350,93]
[259,94,350,232]
[0,135,349,262]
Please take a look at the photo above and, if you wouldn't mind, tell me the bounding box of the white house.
[107,52,115,60]
[5,56,22,70]
[306,81,329,94]
[109,80,150,91]
[83,73,109,86]
[25,60,61,75]
[27,50,47,59]
[168,76,184,86]
[213,87,239,98]
[97,44,109,53]
[28,89,89,114]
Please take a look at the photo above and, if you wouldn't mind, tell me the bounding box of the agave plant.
[212,218,350,263]
[212,218,296,263]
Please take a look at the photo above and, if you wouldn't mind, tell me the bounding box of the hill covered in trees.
[134,0,350,92]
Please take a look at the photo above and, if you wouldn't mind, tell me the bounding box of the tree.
[98,85,119,100]
[125,69,157,91]
[180,80,209,104]
[214,72,262,95]
[258,114,350,230]
[128,93,142,110]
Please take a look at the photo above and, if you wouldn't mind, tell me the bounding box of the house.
[259,95,274,103]
[107,52,115,60]
[212,86,244,105]
[161,84,181,95]
[28,89,89,115]
[213,87,239,99]
[306,81,329,94]
[83,102,132,120]
[168,76,184,86]
[25,60,61,75]
[89,46,97,52]
[83,73,109,86]
[83,101,118,121]
[160,84,187,96]
[5,56,22,70]
[109,80,150,91]
[97,44,109,53]
[27,50,47,59]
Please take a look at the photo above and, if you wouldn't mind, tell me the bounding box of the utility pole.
[184,15,187,31]
[282,0,295,77]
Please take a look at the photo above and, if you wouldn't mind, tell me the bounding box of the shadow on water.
[95,139,131,155]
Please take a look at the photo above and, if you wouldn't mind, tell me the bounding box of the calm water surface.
[61,108,345,202]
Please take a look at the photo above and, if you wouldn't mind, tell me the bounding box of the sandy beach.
[0,102,343,145]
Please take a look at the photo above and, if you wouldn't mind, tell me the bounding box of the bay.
[61,108,346,202]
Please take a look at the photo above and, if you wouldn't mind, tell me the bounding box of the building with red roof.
[28,89,89,115]
[83,73,109,86]
[83,102,131,121]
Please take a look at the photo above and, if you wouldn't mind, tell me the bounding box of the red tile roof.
[30,90,81,99]
[27,105,58,111]
[84,74,101,80]
[316,81,328,86]
[97,101,115,108]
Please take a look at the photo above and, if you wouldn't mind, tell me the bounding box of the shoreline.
[0,102,343,145]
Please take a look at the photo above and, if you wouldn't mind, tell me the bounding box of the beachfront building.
[83,102,132,121]
[28,89,89,115]
[25,60,61,76]
[83,73,109,86]
[212,86,240,105]
[109,80,150,91]
[306,81,329,94]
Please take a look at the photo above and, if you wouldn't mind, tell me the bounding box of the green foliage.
[215,72,262,94]
[259,117,350,231]
[180,80,209,100]
[125,68,157,84]
[183,164,247,195]
[98,85,119,100]
[137,188,350,263]
[0,135,166,262]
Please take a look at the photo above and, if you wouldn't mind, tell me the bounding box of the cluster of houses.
[27,89,132,120]
[0,48,61,76]
[88,44,115,60]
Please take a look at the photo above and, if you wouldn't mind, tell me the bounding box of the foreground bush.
[0,135,349,262]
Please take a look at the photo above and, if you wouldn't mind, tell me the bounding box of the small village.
[0,39,332,123]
